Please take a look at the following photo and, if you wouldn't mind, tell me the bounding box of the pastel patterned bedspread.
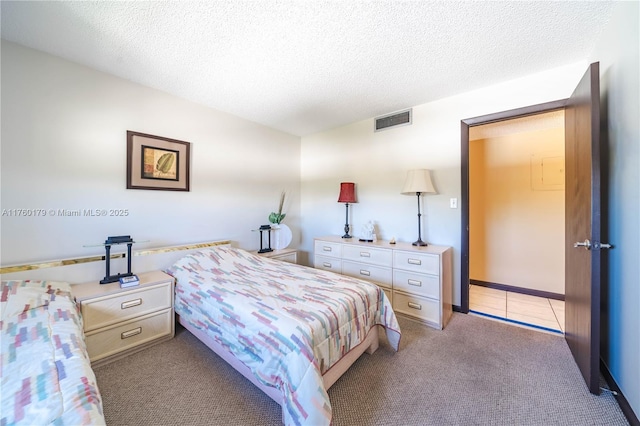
[1,280,105,426]
[167,246,401,426]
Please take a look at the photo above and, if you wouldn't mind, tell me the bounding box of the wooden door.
[564,62,602,394]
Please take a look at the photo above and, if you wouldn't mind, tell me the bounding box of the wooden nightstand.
[252,247,298,264]
[71,270,175,367]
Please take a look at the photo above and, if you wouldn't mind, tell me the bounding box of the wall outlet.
[450,198,458,209]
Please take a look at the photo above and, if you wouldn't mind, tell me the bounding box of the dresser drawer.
[342,245,392,267]
[85,308,172,362]
[81,281,172,332]
[393,270,440,300]
[314,240,342,258]
[342,260,392,288]
[314,255,342,274]
[393,250,440,275]
[393,291,440,326]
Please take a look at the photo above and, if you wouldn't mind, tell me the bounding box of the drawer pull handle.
[360,270,371,276]
[408,258,422,265]
[360,252,371,257]
[121,327,142,339]
[323,246,332,252]
[323,262,332,268]
[408,302,422,310]
[121,298,142,309]
[408,279,422,287]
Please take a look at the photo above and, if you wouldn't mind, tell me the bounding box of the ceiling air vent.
[374,108,412,132]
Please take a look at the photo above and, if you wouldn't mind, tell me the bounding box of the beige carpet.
[94,313,628,425]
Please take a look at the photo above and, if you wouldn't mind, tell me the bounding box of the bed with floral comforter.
[1,280,105,425]
[167,246,401,426]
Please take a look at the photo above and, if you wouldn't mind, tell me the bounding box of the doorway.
[460,62,603,395]
[468,111,566,333]
[460,99,567,315]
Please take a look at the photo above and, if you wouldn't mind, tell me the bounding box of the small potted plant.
[269,191,286,227]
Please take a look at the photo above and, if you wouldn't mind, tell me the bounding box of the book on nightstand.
[119,275,140,288]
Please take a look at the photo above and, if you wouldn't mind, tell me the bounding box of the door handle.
[574,239,613,250]
[574,239,592,250]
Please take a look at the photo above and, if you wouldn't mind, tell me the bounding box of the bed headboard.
[0,240,231,283]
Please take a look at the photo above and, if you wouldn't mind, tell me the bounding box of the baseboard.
[470,279,564,301]
[600,359,640,426]
[469,309,563,334]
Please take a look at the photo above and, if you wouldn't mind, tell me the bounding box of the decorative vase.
[271,223,292,250]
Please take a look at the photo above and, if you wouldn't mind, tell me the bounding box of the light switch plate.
[450,198,458,209]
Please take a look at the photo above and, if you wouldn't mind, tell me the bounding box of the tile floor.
[469,284,565,334]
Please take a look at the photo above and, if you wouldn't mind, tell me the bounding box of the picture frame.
[126,131,191,191]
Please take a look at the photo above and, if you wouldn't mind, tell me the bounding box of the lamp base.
[412,239,428,247]
[342,219,351,239]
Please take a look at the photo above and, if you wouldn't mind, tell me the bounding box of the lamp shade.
[401,169,437,194]
[337,182,357,203]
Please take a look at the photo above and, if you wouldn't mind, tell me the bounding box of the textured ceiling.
[1,1,614,136]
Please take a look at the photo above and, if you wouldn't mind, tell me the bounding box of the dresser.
[71,270,175,367]
[314,236,453,329]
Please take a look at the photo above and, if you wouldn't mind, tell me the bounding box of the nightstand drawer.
[393,291,439,326]
[252,248,297,264]
[342,260,392,287]
[314,240,343,258]
[81,281,172,332]
[85,308,172,362]
[393,250,439,275]
[342,245,392,267]
[393,270,440,300]
[272,251,297,264]
[314,255,342,273]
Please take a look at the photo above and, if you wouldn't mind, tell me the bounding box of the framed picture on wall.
[126,131,191,191]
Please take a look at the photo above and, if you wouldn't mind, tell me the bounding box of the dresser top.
[315,235,451,255]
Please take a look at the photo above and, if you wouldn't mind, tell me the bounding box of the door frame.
[459,99,568,313]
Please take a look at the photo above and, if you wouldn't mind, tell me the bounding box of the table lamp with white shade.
[401,169,437,246]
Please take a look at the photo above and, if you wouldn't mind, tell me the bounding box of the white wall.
[0,40,301,283]
[300,62,587,306]
[590,1,640,419]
